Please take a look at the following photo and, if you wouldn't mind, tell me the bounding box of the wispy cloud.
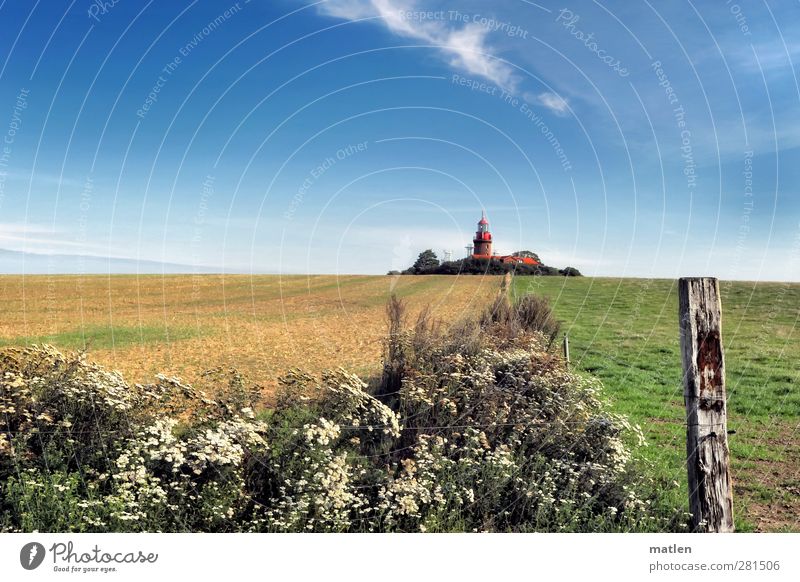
[533,91,570,116]
[0,222,97,255]
[533,247,611,270]
[315,0,519,90]
[0,222,58,235]
[732,39,800,74]
[340,223,469,253]
[0,171,83,188]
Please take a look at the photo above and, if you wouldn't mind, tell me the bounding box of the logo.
[20,542,46,570]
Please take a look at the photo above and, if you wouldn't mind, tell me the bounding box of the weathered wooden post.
[678,277,734,532]
[563,334,570,369]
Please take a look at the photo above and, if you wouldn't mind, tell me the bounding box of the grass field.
[0,274,797,531]
[512,276,800,532]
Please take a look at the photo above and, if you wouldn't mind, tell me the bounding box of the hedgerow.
[0,293,687,532]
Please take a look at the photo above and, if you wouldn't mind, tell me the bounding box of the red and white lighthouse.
[472,211,493,257]
[465,210,541,266]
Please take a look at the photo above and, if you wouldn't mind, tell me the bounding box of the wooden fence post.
[563,334,570,369]
[678,277,734,532]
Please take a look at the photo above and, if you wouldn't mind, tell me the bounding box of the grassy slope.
[513,276,800,532]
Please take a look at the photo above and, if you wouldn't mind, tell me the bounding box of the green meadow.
[513,276,800,531]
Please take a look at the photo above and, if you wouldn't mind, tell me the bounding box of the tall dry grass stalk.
[379,279,562,412]
[481,276,561,346]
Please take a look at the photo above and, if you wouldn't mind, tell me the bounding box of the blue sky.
[0,0,798,279]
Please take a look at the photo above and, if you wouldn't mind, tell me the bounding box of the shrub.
[0,346,268,532]
[0,345,151,479]
[369,295,685,532]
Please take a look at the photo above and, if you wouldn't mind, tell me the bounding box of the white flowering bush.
[0,293,687,532]
[253,370,400,532]
[0,346,268,532]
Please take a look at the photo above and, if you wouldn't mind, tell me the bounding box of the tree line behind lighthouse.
[393,212,582,277]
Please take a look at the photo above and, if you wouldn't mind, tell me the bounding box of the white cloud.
[534,91,570,116]
[316,0,518,90]
[317,0,376,19]
[533,247,611,270]
[735,40,800,73]
[0,171,83,188]
[0,222,103,255]
[0,222,58,235]
[343,223,468,253]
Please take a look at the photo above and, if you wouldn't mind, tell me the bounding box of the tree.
[410,249,439,273]
[512,250,541,262]
[559,267,582,277]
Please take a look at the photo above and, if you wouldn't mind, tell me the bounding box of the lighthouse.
[462,210,541,266]
[472,211,493,257]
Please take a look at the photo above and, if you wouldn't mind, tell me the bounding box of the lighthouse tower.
[472,211,493,257]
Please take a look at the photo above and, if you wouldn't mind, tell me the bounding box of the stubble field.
[0,274,496,394]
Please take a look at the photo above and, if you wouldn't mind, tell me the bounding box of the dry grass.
[0,274,500,399]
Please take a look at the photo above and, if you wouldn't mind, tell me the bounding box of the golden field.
[0,274,498,394]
